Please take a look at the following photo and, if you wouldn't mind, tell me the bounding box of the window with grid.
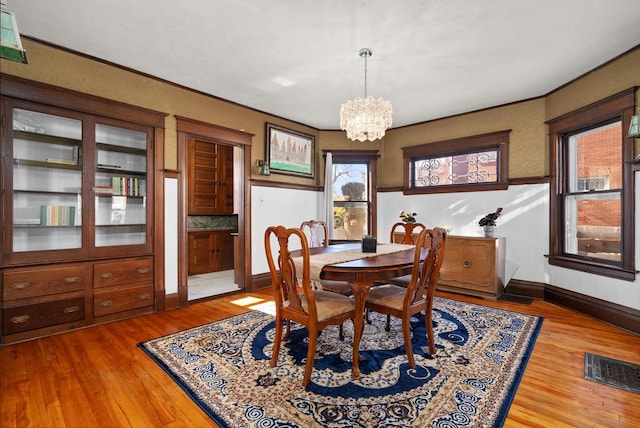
[402,130,510,194]
[547,89,636,281]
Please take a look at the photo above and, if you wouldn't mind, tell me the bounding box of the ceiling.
[6,0,640,130]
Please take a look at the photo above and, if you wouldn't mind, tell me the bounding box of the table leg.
[349,281,371,379]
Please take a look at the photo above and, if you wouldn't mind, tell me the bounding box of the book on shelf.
[94,185,114,195]
[40,205,76,226]
[112,176,141,196]
[46,158,77,165]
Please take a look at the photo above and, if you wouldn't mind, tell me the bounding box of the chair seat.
[383,274,412,287]
[301,290,355,322]
[320,280,353,296]
[365,283,406,311]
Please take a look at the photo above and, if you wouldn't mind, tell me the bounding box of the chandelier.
[339,48,392,142]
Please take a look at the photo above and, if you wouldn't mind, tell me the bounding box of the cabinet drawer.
[3,265,87,301]
[94,258,153,288]
[2,296,85,335]
[93,283,154,317]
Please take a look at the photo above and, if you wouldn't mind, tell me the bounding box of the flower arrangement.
[399,211,417,223]
[478,207,503,227]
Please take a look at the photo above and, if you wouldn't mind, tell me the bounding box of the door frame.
[176,116,253,307]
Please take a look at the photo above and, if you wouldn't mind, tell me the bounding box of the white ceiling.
[6,0,640,130]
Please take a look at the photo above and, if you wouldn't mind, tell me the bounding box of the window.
[325,150,378,241]
[402,130,510,194]
[547,89,635,281]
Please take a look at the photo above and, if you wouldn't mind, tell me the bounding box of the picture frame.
[265,122,315,178]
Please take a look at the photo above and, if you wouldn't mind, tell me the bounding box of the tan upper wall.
[375,98,547,188]
[2,40,638,187]
[0,39,319,182]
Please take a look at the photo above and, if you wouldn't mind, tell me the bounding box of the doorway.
[176,117,253,306]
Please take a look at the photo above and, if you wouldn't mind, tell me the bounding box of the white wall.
[164,177,178,295]
[378,184,549,284]
[247,182,640,311]
[251,186,321,275]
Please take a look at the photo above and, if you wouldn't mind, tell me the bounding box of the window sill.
[547,255,636,281]
[403,182,508,195]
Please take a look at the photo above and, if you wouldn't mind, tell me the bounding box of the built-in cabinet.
[188,139,233,215]
[0,76,165,345]
[187,231,235,275]
[437,236,506,300]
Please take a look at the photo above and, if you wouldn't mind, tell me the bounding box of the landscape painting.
[266,123,314,178]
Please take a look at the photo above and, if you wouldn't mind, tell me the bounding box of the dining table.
[292,242,421,379]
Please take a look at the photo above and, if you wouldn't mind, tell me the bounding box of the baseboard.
[251,272,272,291]
[164,292,180,310]
[544,284,640,335]
[505,279,545,299]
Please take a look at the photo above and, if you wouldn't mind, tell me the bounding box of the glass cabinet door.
[94,123,148,248]
[11,108,83,252]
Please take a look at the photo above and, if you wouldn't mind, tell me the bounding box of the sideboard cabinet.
[437,236,506,300]
[1,76,166,345]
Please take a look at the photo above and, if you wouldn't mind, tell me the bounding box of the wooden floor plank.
[1,288,639,427]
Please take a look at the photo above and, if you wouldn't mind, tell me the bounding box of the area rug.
[584,352,640,394]
[138,297,542,427]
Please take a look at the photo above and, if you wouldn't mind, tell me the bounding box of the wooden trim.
[508,176,550,185]
[546,88,636,132]
[175,116,253,145]
[377,186,404,193]
[153,127,166,311]
[505,279,640,334]
[505,279,545,299]
[379,176,548,193]
[0,74,168,126]
[544,284,640,335]
[251,272,272,290]
[164,293,180,310]
[250,178,322,192]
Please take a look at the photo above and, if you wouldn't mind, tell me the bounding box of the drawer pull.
[64,276,79,284]
[64,306,80,313]
[137,267,150,274]
[463,260,472,268]
[99,300,114,307]
[11,281,30,290]
[10,314,30,324]
[100,272,114,280]
[137,293,150,301]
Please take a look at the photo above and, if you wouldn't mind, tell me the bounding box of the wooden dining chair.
[300,220,353,340]
[300,220,352,297]
[300,219,329,248]
[264,225,356,387]
[390,221,427,244]
[365,227,448,368]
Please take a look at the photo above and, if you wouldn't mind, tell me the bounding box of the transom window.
[413,150,498,187]
[402,130,509,194]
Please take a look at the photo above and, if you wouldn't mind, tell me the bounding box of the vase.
[483,225,495,237]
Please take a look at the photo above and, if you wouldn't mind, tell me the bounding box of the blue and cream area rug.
[138,297,542,427]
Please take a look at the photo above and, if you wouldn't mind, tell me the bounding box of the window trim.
[323,150,379,239]
[402,130,510,194]
[547,88,636,281]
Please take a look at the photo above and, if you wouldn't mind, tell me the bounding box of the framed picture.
[266,123,315,178]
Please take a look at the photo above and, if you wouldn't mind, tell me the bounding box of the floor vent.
[584,352,640,394]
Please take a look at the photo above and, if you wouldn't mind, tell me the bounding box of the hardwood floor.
[1,288,639,427]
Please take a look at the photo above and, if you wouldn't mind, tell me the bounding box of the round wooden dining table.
[303,242,422,379]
